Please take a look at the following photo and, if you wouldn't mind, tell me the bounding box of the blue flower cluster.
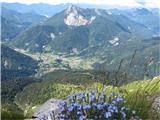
[57,90,140,120]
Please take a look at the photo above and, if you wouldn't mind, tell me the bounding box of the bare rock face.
[64,5,96,26]
[50,33,55,40]
[4,60,9,68]
[152,96,160,113]
[26,99,61,120]
[109,37,120,46]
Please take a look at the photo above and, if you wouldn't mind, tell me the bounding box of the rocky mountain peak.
[66,5,79,14]
[64,5,96,26]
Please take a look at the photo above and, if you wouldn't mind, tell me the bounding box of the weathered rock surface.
[26,99,61,120]
[152,96,160,112]
[64,5,96,26]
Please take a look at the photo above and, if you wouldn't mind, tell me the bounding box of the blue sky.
[1,0,160,8]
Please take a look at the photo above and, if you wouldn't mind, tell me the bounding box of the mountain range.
[111,8,160,35]
[1,7,47,41]
[1,5,159,79]
[11,6,154,53]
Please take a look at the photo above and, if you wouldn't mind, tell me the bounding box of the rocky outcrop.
[152,96,160,113]
[26,99,61,120]
[64,5,96,26]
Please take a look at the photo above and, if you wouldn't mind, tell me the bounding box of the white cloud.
[144,0,160,8]
[1,0,160,7]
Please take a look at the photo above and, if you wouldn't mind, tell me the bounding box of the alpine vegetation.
[39,90,140,120]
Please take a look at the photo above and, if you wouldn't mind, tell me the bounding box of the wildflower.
[68,95,74,100]
[67,104,74,111]
[121,111,126,119]
[77,111,83,115]
[79,115,85,120]
[113,106,118,113]
[103,102,109,106]
[61,114,65,118]
[93,103,97,107]
[73,102,79,107]
[99,92,105,99]
[77,104,82,110]
[77,92,85,100]
[112,100,117,104]
[105,112,112,118]
[58,104,65,111]
[108,105,114,113]
[96,103,103,110]
[117,96,123,102]
[89,94,96,102]
[83,104,91,110]
[59,100,67,106]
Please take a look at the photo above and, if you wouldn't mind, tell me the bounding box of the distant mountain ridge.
[111,8,160,35]
[11,5,154,53]
[2,2,160,16]
[1,7,47,41]
[1,2,70,16]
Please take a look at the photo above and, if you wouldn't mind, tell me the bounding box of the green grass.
[121,77,160,119]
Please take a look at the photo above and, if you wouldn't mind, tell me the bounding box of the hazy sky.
[1,0,160,7]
